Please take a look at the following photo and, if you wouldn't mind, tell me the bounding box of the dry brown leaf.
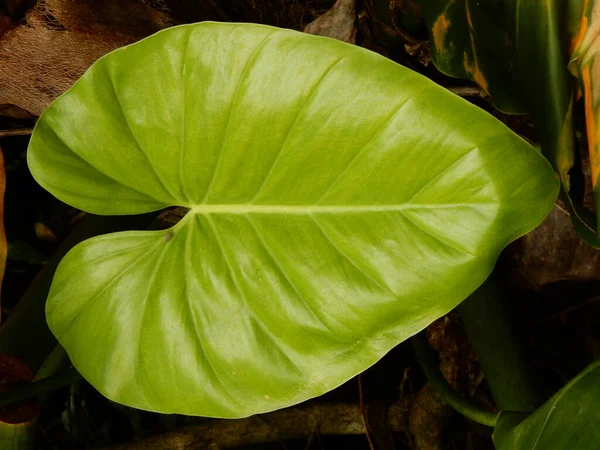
[0,0,174,117]
[304,0,357,44]
[510,203,600,288]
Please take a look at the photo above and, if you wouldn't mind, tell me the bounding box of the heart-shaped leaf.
[493,360,600,449]
[27,22,558,417]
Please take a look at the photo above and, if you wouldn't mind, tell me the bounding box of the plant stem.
[0,368,82,408]
[0,128,34,138]
[411,333,499,427]
[457,274,543,412]
[446,86,487,98]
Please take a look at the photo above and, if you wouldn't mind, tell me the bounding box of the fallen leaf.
[304,0,357,44]
[509,203,600,288]
[0,0,173,116]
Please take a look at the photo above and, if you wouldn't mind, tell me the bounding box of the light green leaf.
[493,360,600,449]
[27,22,558,417]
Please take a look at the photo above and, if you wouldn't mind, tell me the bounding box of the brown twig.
[0,128,34,137]
[446,86,487,98]
[105,400,411,450]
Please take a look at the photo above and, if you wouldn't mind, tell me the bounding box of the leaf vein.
[529,366,600,449]
[182,217,240,406]
[178,29,192,203]
[105,65,180,202]
[135,240,171,405]
[251,54,349,203]
[405,146,479,205]
[201,31,276,204]
[60,240,163,340]
[310,213,395,295]
[245,215,334,333]
[398,209,475,257]
[204,215,303,376]
[41,125,159,203]
[315,96,416,205]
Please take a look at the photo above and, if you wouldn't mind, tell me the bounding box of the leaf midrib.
[187,202,495,214]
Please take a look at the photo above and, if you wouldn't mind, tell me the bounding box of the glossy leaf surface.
[493,359,600,449]
[28,22,558,417]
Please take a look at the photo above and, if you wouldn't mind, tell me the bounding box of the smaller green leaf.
[569,0,600,237]
[413,0,526,114]
[493,360,600,450]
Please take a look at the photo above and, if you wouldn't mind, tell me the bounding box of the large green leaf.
[493,359,600,449]
[27,22,558,417]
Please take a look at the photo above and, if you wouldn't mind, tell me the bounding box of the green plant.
[400,2,600,445]
[26,21,558,417]
[493,359,600,449]
[413,0,600,247]
[25,19,563,442]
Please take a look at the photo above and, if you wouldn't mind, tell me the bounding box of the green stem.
[411,333,499,427]
[0,368,82,409]
[457,274,543,412]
